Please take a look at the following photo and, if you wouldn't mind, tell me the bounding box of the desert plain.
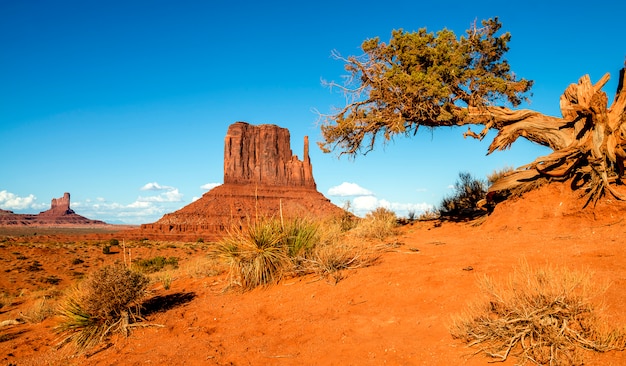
[1,182,626,365]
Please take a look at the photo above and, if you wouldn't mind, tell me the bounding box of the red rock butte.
[139,122,345,241]
[0,192,107,226]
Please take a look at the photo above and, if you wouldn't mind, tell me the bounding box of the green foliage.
[109,238,120,246]
[56,265,149,351]
[283,218,319,258]
[439,172,487,220]
[132,256,179,274]
[321,17,533,155]
[102,244,111,255]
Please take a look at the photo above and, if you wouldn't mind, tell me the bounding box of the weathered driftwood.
[465,67,626,204]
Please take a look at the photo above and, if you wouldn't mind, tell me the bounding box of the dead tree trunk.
[475,66,626,205]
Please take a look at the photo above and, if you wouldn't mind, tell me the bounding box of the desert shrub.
[354,207,397,240]
[216,219,289,290]
[305,242,377,284]
[439,171,487,220]
[102,244,111,255]
[132,256,179,274]
[109,238,119,246]
[417,208,440,221]
[283,218,319,258]
[407,210,416,221]
[451,262,626,365]
[56,265,150,351]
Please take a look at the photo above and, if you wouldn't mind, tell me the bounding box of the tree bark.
[482,67,626,203]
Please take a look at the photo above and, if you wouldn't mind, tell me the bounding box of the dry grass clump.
[451,262,626,365]
[354,207,397,240]
[21,295,56,323]
[216,219,291,290]
[216,217,378,290]
[304,241,378,284]
[55,265,150,351]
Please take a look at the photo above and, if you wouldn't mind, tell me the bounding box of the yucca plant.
[217,219,289,290]
[56,265,149,351]
[283,218,319,258]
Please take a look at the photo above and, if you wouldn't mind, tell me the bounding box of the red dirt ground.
[1,182,626,365]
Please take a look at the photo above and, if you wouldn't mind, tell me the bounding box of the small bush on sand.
[450,262,626,365]
[56,265,150,351]
[132,256,179,274]
[305,242,377,284]
[216,219,290,290]
[354,207,397,240]
[440,171,487,220]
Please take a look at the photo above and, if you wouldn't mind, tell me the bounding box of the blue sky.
[1,0,625,224]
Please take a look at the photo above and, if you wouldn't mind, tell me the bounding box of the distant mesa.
[0,192,107,226]
[39,192,75,216]
[139,121,345,241]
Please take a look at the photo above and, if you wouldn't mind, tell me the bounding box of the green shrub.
[451,262,626,365]
[56,265,149,351]
[283,218,319,258]
[132,256,179,274]
[102,245,111,255]
[109,238,120,246]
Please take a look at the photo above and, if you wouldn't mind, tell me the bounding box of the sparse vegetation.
[132,256,179,274]
[216,215,382,290]
[439,172,488,221]
[305,241,377,284]
[217,219,290,290]
[22,296,56,323]
[354,206,398,240]
[451,262,626,365]
[56,265,150,351]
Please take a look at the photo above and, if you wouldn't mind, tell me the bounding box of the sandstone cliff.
[224,122,315,188]
[139,122,344,241]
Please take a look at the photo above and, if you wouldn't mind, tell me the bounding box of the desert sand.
[1,182,625,365]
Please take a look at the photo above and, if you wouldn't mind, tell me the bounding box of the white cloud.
[138,188,183,203]
[350,195,434,218]
[327,182,433,218]
[327,182,374,197]
[71,195,185,225]
[200,182,220,191]
[140,182,174,191]
[352,195,379,212]
[0,190,38,210]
